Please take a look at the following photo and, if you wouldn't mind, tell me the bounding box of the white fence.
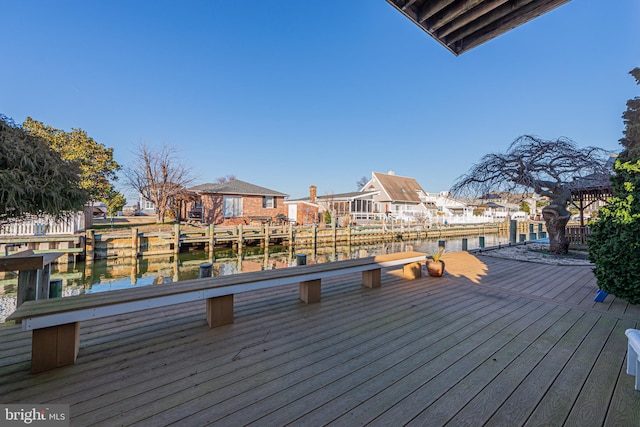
[0,212,85,236]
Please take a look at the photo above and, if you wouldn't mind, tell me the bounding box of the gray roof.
[189,180,288,197]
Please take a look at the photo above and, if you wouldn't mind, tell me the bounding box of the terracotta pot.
[427,260,445,277]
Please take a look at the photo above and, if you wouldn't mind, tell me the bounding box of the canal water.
[0,233,507,322]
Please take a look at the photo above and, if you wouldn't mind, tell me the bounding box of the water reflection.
[1,234,507,298]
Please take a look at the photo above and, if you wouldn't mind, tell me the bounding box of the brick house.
[283,185,320,225]
[186,180,288,226]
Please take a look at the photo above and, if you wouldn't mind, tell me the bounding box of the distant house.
[186,180,289,226]
[360,171,434,222]
[284,186,320,225]
[284,185,379,225]
[137,194,157,216]
[316,191,378,225]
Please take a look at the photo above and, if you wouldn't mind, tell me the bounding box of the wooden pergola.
[569,177,613,227]
[385,0,571,55]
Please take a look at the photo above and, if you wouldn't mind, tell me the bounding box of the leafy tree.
[451,135,610,254]
[102,190,127,217]
[588,68,640,303]
[22,117,121,202]
[124,142,194,223]
[0,114,88,221]
[519,201,530,214]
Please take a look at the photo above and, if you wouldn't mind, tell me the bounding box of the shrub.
[588,160,640,303]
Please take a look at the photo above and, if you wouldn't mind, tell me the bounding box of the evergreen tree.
[22,117,122,202]
[0,115,88,221]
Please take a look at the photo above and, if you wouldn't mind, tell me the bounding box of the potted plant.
[427,247,445,277]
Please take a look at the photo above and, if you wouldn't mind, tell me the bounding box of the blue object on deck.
[594,289,609,302]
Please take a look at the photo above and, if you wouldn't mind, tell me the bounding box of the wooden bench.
[7,251,425,373]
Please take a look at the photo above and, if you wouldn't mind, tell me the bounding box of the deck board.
[1,252,639,426]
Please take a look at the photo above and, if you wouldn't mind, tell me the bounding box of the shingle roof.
[373,172,425,203]
[189,180,288,197]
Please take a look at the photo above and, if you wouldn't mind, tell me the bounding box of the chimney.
[388,170,395,176]
[309,185,317,203]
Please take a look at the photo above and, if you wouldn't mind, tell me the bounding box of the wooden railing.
[566,225,590,245]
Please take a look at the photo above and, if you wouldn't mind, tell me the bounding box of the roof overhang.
[385,0,571,55]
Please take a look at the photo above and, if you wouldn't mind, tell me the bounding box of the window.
[144,200,155,210]
[263,196,276,209]
[224,196,242,217]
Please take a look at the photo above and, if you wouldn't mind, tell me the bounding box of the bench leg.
[207,295,234,327]
[362,268,381,288]
[300,279,321,303]
[31,322,80,373]
[402,262,422,279]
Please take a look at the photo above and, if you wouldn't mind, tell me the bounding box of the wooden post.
[362,269,381,288]
[238,224,244,249]
[16,270,36,305]
[130,258,137,285]
[206,295,234,327]
[299,279,321,303]
[347,223,351,246]
[288,222,294,247]
[31,322,80,373]
[312,224,317,251]
[173,223,180,254]
[131,227,139,257]
[263,244,269,270]
[85,229,94,262]
[264,223,270,248]
[208,224,215,253]
[332,221,336,246]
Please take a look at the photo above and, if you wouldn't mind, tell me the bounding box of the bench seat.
[7,251,425,373]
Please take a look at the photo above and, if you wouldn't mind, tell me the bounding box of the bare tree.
[124,142,195,223]
[356,175,369,190]
[216,174,236,184]
[451,135,610,254]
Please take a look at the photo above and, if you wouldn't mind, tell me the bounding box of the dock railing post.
[131,227,139,257]
[288,222,294,247]
[85,229,94,262]
[173,223,180,254]
[208,224,215,253]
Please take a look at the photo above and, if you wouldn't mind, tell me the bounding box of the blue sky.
[1,1,639,202]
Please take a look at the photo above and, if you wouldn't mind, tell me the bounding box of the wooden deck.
[1,252,639,426]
